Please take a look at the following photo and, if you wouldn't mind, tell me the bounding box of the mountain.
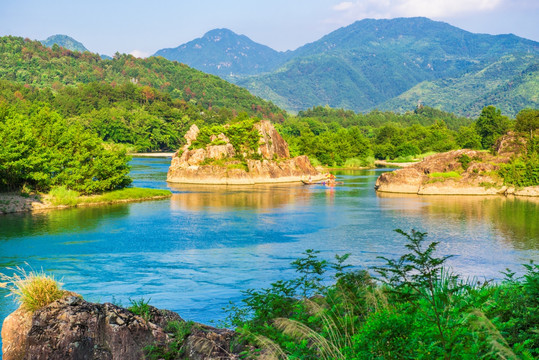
[238,17,539,116]
[155,17,539,117]
[40,34,89,52]
[380,54,539,117]
[0,36,283,119]
[154,29,291,76]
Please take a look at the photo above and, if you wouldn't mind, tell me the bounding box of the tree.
[515,108,539,134]
[475,106,510,149]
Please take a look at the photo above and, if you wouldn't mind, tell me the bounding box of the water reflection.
[377,193,539,250]
[0,205,131,240]
[169,184,315,212]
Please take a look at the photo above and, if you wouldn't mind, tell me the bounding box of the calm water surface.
[1,157,538,353]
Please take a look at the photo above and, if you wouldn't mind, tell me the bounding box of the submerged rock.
[167,120,322,184]
[1,294,244,360]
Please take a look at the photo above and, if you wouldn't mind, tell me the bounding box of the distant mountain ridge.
[40,34,89,52]
[40,34,111,59]
[154,29,291,76]
[154,17,539,117]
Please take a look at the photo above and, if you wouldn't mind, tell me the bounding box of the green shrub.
[458,154,472,170]
[128,297,152,321]
[499,155,539,187]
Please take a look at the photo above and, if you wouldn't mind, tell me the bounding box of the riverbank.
[374,159,417,167]
[128,152,175,157]
[0,187,172,214]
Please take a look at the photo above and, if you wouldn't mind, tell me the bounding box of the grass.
[48,186,172,207]
[48,186,80,206]
[128,297,152,321]
[343,157,375,168]
[0,265,65,312]
[386,151,440,163]
[429,171,462,179]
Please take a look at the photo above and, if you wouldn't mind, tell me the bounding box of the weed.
[128,297,152,321]
[0,265,64,312]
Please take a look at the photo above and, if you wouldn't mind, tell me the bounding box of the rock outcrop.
[167,120,323,184]
[375,134,539,197]
[2,294,243,360]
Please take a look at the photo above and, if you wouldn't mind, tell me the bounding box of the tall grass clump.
[0,265,64,312]
[48,185,80,206]
[343,156,375,168]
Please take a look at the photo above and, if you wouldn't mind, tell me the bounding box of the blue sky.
[1,0,538,57]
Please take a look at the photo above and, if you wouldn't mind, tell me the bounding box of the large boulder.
[2,294,244,360]
[168,120,322,184]
[375,144,538,197]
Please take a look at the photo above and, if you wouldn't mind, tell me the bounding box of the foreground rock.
[375,134,539,197]
[167,120,323,184]
[2,294,244,360]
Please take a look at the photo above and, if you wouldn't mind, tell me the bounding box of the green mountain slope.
[236,49,435,111]
[380,54,539,117]
[154,29,291,76]
[41,34,89,52]
[236,17,539,115]
[0,36,283,119]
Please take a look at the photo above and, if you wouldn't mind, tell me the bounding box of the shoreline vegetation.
[0,187,172,215]
[1,230,538,359]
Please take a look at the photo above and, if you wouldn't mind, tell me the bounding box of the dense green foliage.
[225,230,539,359]
[0,80,267,152]
[277,106,478,166]
[516,109,539,133]
[190,118,262,156]
[497,109,539,187]
[0,36,283,120]
[0,103,131,194]
[473,106,511,149]
[499,132,539,187]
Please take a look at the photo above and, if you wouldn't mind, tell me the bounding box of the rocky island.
[375,133,539,196]
[167,120,323,185]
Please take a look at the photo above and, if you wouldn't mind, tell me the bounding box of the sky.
[1,0,538,58]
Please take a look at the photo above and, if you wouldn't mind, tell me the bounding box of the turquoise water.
[1,157,538,355]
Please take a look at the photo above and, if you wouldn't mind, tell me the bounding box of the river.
[1,157,538,355]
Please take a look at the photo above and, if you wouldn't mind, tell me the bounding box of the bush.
[499,155,539,187]
[0,104,132,194]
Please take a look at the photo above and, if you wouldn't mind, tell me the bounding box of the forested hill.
[237,17,539,116]
[0,36,283,120]
[41,34,89,52]
[154,29,291,76]
[155,17,539,117]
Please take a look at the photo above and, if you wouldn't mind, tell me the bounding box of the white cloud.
[129,50,150,58]
[329,0,503,23]
[333,2,355,11]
